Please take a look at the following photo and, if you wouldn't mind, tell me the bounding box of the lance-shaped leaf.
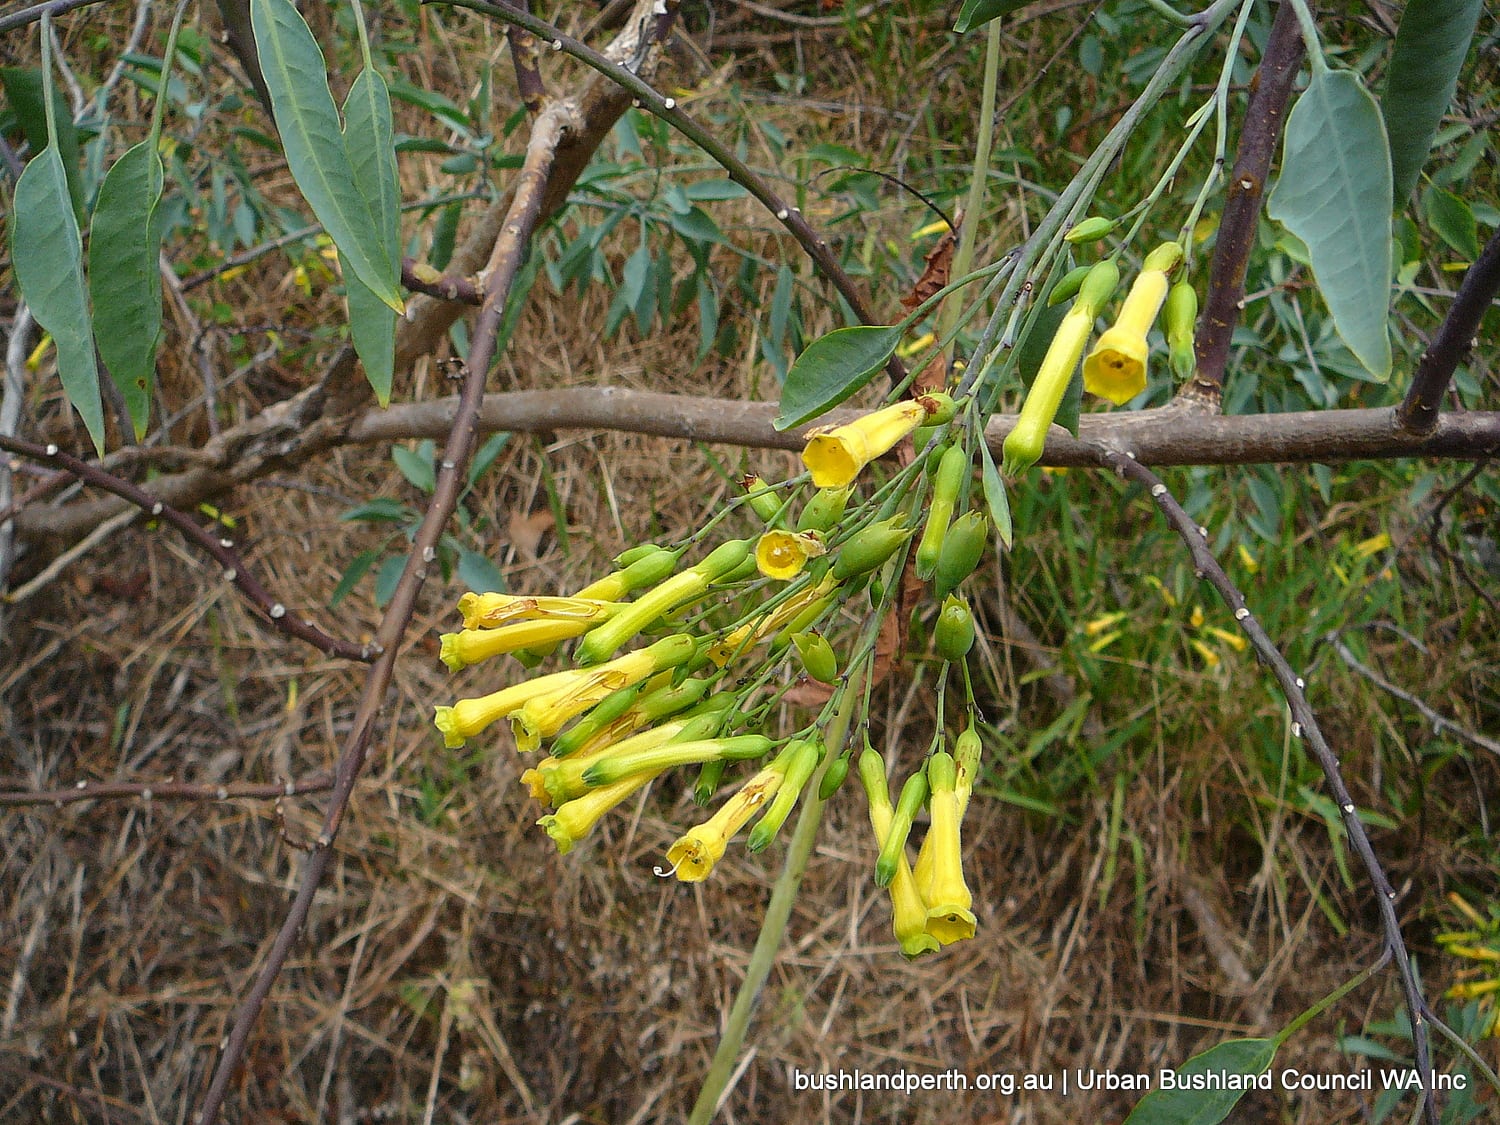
[1123,1037,1277,1125]
[12,146,105,454]
[1267,69,1393,382]
[1382,0,1483,207]
[88,141,165,439]
[0,66,85,225]
[250,0,402,312]
[954,0,1030,34]
[774,324,904,431]
[341,66,400,405]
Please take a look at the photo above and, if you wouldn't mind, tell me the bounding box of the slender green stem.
[687,664,865,1125]
[1179,0,1258,256]
[1284,0,1328,73]
[939,19,1003,351]
[1139,0,1191,25]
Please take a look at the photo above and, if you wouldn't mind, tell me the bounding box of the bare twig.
[1397,227,1500,434]
[192,98,579,1125]
[0,773,334,808]
[0,306,34,595]
[0,0,110,35]
[0,434,376,662]
[401,257,483,304]
[431,0,903,382]
[1326,631,1500,760]
[1098,448,1439,1125]
[1182,0,1304,407]
[12,398,1500,548]
[4,507,134,604]
[1425,458,1500,614]
[500,0,546,112]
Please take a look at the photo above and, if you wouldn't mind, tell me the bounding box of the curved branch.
[0,433,376,662]
[0,0,107,34]
[1099,447,1439,1125]
[11,397,1500,549]
[1397,226,1500,435]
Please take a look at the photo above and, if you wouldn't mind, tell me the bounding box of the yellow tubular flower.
[914,753,976,945]
[434,663,600,748]
[440,618,594,672]
[664,764,785,882]
[707,573,838,667]
[457,593,615,631]
[801,399,931,489]
[1083,241,1182,406]
[754,529,826,581]
[858,749,940,958]
[538,773,655,854]
[510,634,696,753]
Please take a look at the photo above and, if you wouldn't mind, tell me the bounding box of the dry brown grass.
[4,4,1498,1124]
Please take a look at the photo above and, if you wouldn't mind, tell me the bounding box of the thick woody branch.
[192,100,576,1125]
[1182,0,1304,407]
[0,434,375,662]
[1396,226,1500,434]
[1098,447,1439,1125]
[0,774,333,808]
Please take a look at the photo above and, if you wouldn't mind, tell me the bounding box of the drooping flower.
[911,752,976,945]
[1083,241,1182,406]
[663,759,788,882]
[858,749,940,959]
[801,399,932,489]
[538,773,655,854]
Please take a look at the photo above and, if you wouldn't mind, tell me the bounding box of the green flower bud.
[934,510,988,599]
[916,391,958,426]
[792,631,838,684]
[934,594,976,662]
[740,475,783,524]
[1142,240,1184,273]
[1047,263,1092,307]
[1165,279,1198,381]
[796,486,852,533]
[615,543,667,568]
[550,682,644,758]
[916,444,968,581]
[831,518,911,581]
[1064,216,1115,244]
[875,767,930,888]
[817,751,853,801]
[694,758,727,806]
[747,738,823,851]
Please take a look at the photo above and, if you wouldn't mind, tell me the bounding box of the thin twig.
[0,434,375,662]
[1425,458,1500,614]
[1182,0,1304,407]
[1326,631,1500,760]
[430,0,904,383]
[401,257,483,304]
[500,0,546,112]
[1397,227,1500,434]
[4,506,134,604]
[0,0,111,35]
[0,306,34,596]
[191,98,579,1125]
[0,773,334,808]
[1098,448,1439,1125]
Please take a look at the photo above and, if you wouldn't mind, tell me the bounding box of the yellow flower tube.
[707,573,837,667]
[521,715,699,806]
[664,763,786,882]
[1083,241,1182,406]
[440,617,596,672]
[857,749,940,959]
[434,663,599,749]
[456,593,616,631]
[912,752,976,945]
[801,399,931,489]
[538,772,655,854]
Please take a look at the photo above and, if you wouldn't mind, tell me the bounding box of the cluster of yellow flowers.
[433,390,995,954]
[433,233,1202,956]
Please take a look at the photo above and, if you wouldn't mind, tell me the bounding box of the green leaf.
[341,65,400,405]
[340,497,413,523]
[1422,186,1480,261]
[466,431,512,489]
[88,141,164,440]
[954,0,1029,34]
[373,552,406,607]
[1124,1038,1277,1125]
[12,146,105,454]
[774,325,903,430]
[457,548,506,595]
[392,441,436,493]
[978,437,1012,550]
[250,0,402,311]
[683,179,747,201]
[1267,69,1393,382]
[329,547,381,608]
[1381,0,1483,206]
[0,66,85,225]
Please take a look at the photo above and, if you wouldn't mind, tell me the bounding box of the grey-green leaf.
[0,66,85,225]
[1381,0,1483,207]
[250,0,402,312]
[341,66,399,405]
[978,437,1012,550]
[88,140,164,439]
[774,325,904,431]
[11,146,105,453]
[1267,69,1393,382]
[1123,1038,1277,1125]
[954,0,1030,34]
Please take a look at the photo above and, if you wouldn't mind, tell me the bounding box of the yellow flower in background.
[664,764,784,882]
[754,529,826,581]
[801,399,930,488]
[1083,241,1182,405]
